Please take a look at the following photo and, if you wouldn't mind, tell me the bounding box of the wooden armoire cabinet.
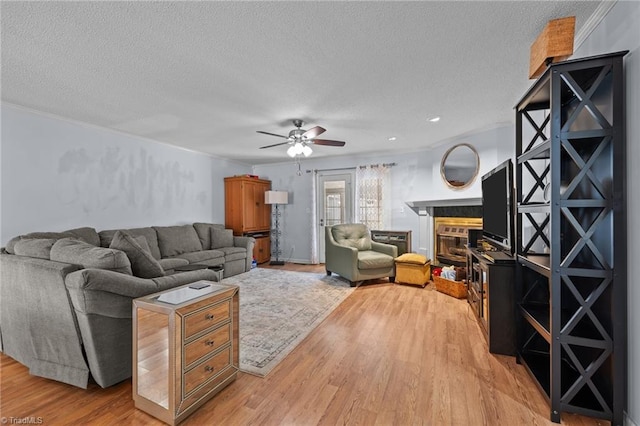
[224,176,271,263]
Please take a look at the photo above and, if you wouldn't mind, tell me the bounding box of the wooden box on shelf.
[433,275,467,299]
[529,16,575,79]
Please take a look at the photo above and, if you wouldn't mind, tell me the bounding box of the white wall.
[0,104,251,244]
[573,1,639,424]
[253,124,514,263]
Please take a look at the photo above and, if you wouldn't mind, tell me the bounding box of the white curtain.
[355,164,391,230]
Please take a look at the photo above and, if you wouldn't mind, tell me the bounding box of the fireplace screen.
[434,218,482,266]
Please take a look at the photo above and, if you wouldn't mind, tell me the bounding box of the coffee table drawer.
[184,323,231,368]
[183,346,231,395]
[184,300,230,338]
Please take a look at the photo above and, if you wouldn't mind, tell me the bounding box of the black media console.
[466,246,515,356]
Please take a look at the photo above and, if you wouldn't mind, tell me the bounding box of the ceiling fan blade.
[257,130,289,139]
[311,139,346,147]
[259,141,290,149]
[302,126,326,139]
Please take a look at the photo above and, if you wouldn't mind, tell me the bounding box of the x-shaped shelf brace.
[560,65,613,132]
[559,273,613,413]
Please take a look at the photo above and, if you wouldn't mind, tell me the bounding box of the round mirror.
[440,143,480,189]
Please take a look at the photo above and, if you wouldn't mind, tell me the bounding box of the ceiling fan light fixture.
[302,145,313,157]
[258,119,345,158]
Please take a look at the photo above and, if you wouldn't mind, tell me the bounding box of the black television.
[481,159,514,253]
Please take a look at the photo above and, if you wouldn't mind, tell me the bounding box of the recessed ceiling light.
[428,116,441,123]
[388,137,397,141]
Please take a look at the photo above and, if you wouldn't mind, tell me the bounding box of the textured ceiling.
[1,1,601,165]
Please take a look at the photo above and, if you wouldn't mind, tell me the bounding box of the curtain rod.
[310,162,397,174]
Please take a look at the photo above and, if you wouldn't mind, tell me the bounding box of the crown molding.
[574,0,617,50]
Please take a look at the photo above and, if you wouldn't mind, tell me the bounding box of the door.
[317,172,354,263]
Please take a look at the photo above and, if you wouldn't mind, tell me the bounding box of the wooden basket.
[433,275,467,299]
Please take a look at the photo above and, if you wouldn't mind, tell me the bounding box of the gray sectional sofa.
[0,222,254,389]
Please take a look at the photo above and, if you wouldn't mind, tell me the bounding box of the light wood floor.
[1,263,607,425]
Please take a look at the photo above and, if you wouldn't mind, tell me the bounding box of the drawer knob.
[205,313,215,320]
[205,339,215,347]
[205,365,215,373]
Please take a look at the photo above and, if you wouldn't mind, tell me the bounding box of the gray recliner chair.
[325,223,397,286]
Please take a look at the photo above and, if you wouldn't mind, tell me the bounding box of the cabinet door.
[242,180,270,232]
[243,181,259,231]
[257,181,272,230]
[253,236,270,264]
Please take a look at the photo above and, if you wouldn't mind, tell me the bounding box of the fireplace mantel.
[405,197,481,214]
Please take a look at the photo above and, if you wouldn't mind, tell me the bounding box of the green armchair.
[325,223,397,287]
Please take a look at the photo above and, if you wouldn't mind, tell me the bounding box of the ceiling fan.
[257,119,346,157]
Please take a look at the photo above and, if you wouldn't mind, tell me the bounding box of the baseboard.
[284,258,315,265]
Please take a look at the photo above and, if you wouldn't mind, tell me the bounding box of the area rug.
[220,268,354,377]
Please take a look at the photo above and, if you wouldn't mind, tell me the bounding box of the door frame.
[316,171,355,263]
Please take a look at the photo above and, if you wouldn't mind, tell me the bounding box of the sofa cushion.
[109,231,165,279]
[158,257,189,271]
[193,223,225,250]
[218,247,247,262]
[12,238,57,260]
[5,230,89,254]
[51,238,132,275]
[357,250,394,270]
[173,250,224,264]
[99,227,161,260]
[153,225,203,258]
[65,227,100,247]
[211,228,234,249]
[331,224,372,251]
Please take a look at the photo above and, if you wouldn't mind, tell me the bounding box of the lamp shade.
[265,190,288,205]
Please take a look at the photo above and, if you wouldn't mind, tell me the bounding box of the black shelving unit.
[515,51,627,424]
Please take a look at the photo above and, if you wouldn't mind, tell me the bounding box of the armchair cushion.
[357,250,395,270]
[331,224,372,251]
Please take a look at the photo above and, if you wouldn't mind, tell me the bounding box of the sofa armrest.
[371,241,398,258]
[0,253,89,387]
[234,236,255,271]
[152,269,217,292]
[233,235,254,249]
[65,268,217,299]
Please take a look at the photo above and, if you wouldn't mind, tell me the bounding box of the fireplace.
[434,217,482,266]
[405,197,482,264]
